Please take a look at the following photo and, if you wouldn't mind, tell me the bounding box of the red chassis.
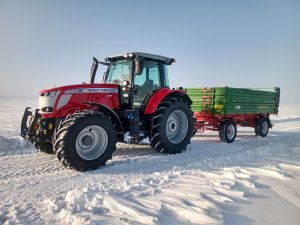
[194,112,272,132]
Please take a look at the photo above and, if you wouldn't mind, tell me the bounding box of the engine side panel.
[39,84,120,118]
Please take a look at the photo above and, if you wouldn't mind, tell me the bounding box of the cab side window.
[133,60,161,107]
[134,61,160,87]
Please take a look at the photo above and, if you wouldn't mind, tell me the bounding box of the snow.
[0,99,299,225]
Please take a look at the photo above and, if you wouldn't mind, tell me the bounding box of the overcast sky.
[0,0,299,103]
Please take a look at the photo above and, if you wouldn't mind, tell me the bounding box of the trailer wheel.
[150,98,194,154]
[54,110,116,171]
[255,117,270,137]
[34,142,54,154]
[219,121,237,143]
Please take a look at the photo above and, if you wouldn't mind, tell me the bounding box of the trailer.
[188,87,280,143]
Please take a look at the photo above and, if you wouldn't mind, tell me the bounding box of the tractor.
[21,52,194,170]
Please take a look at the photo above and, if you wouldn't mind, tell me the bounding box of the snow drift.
[0,135,35,155]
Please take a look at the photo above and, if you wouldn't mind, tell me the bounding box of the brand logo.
[64,88,118,94]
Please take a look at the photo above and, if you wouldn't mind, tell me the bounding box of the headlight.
[122,80,130,87]
[123,53,134,59]
[41,90,60,97]
[41,107,53,112]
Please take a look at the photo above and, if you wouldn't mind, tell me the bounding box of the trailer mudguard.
[143,88,192,115]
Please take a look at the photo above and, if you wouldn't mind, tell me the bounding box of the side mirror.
[134,56,144,75]
[90,57,99,84]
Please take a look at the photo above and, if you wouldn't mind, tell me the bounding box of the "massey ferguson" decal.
[64,88,118,94]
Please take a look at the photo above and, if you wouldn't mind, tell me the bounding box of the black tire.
[254,126,260,136]
[54,110,116,171]
[255,117,270,137]
[150,98,194,154]
[34,142,54,154]
[219,120,237,143]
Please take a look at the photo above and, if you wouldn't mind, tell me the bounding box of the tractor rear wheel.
[150,98,194,154]
[219,120,237,143]
[54,110,116,171]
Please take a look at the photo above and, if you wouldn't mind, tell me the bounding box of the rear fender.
[144,88,192,115]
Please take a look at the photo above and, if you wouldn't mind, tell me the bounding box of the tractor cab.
[91,52,175,110]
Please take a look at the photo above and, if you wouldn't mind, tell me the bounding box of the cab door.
[133,60,161,109]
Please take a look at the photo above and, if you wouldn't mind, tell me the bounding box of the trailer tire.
[150,98,194,154]
[34,142,54,154]
[255,117,270,137]
[254,126,260,136]
[54,110,116,171]
[219,121,237,143]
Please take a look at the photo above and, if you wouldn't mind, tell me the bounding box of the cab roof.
[106,52,175,65]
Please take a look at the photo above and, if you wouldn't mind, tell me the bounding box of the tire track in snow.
[0,153,65,182]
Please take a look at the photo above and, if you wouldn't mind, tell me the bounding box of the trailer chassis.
[194,112,272,143]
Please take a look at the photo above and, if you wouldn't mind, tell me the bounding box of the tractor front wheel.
[54,110,116,171]
[150,98,194,154]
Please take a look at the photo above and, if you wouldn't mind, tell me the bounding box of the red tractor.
[21,52,194,170]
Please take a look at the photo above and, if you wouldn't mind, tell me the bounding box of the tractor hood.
[39,83,119,118]
[39,83,119,96]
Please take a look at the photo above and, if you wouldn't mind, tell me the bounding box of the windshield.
[105,59,132,85]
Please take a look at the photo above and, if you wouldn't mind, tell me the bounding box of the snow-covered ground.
[0,99,299,225]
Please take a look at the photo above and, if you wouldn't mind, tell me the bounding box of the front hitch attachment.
[21,107,32,138]
[20,108,40,141]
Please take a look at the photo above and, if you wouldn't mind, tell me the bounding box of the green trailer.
[186,87,280,143]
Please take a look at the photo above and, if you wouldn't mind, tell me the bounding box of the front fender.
[83,101,123,132]
[143,88,192,114]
